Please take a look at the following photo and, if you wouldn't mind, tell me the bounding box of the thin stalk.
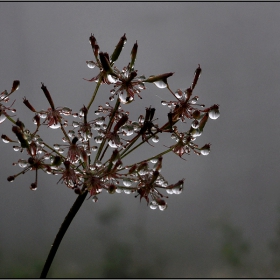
[5,114,16,124]
[87,76,102,111]
[40,190,88,278]
[94,99,120,163]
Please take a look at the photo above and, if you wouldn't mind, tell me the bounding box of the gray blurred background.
[1,2,280,278]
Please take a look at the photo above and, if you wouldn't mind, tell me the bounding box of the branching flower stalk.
[1,33,220,278]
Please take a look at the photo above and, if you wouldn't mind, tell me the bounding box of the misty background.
[0,2,280,277]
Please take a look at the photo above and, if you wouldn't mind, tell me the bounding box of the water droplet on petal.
[153,80,167,89]
[92,196,98,202]
[13,146,20,151]
[166,188,173,194]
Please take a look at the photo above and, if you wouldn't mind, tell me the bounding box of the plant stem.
[40,190,88,278]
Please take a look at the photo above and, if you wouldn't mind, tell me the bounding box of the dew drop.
[61,107,72,116]
[92,196,98,202]
[68,130,75,137]
[49,123,60,129]
[95,160,102,167]
[94,136,103,144]
[0,115,6,124]
[191,129,202,137]
[149,201,158,210]
[152,135,159,143]
[107,74,118,84]
[153,80,167,89]
[2,137,9,143]
[190,96,198,104]
[123,189,132,194]
[91,146,98,151]
[173,185,183,194]
[209,109,220,120]
[123,178,132,187]
[108,140,118,148]
[38,111,47,119]
[161,101,168,106]
[166,188,173,194]
[86,61,96,69]
[18,159,28,168]
[159,203,168,211]
[116,188,123,193]
[13,146,20,151]
[200,146,210,156]
[150,158,158,164]
[72,121,80,128]
[175,89,184,99]
[95,117,105,125]
[191,120,199,129]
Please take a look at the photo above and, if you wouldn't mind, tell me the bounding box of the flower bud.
[198,113,209,131]
[10,80,20,94]
[110,33,127,63]
[12,126,29,149]
[130,41,138,70]
[128,164,137,174]
[7,175,15,182]
[99,52,112,73]
[23,97,36,112]
[41,83,55,110]
[74,187,81,195]
[89,33,96,50]
[191,64,201,90]
[144,72,174,89]
[108,184,116,194]
[150,170,159,184]
[113,114,128,133]
[30,182,37,191]
[1,134,14,143]
[192,110,200,119]
[52,155,62,167]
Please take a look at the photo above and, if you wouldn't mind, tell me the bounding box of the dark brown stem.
[40,190,88,278]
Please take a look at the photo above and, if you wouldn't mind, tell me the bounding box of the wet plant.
[1,33,220,278]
